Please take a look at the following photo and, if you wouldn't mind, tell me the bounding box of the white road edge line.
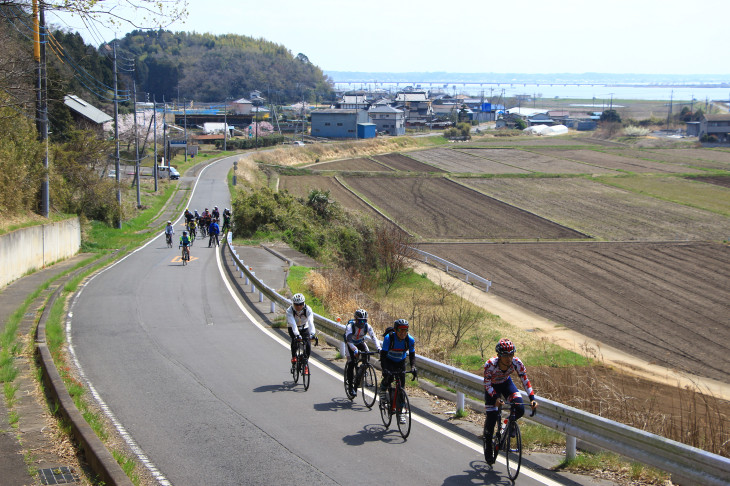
[67,156,235,486]
[215,246,563,486]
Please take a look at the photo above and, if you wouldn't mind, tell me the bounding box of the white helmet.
[292,293,305,305]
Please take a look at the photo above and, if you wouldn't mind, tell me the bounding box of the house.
[528,113,554,126]
[547,111,571,124]
[63,94,112,135]
[394,91,433,126]
[338,91,371,110]
[231,98,253,115]
[368,105,405,136]
[699,114,730,142]
[310,109,370,138]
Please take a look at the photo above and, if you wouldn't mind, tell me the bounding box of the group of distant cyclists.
[284,294,537,440]
[164,206,232,261]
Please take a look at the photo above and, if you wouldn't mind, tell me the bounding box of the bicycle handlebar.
[498,401,537,417]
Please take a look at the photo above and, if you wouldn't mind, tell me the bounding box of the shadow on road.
[342,424,405,446]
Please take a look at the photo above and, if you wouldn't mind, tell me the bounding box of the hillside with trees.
[117,30,335,103]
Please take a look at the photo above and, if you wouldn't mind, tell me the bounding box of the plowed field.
[456,148,615,174]
[342,176,587,240]
[462,177,730,241]
[371,153,446,172]
[307,157,391,171]
[611,148,730,171]
[417,241,730,383]
[408,148,530,174]
[530,148,703,174]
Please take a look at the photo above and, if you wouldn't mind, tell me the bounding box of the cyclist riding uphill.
[286,293,316,366]
[380,319,417,418]
[164,221,174,243]
[344,309,381,397]
[483,338,537,465]
[179,230,191,257]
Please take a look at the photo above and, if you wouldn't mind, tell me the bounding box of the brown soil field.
[371,153,446,172]
[341,176,587,240]
[529,148,704,174]
[693,175,730,188]
[279,175,381,216]
[461,177,730,241]
[467,136,589,147]
[457,147,616,174]
[418,241,730,384]
[306,157,392,171]
[407,147,530,174]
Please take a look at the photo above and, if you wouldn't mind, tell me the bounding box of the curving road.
[68,156,561,485]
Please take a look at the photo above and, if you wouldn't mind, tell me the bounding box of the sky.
[49,0,730,75]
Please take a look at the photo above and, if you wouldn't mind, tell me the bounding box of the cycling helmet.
[292,293,305,305]
[394,319,409,330]
[496,338,515,356]
[167,220,171,224]
[183,230,188,235]
[354,309,368,321]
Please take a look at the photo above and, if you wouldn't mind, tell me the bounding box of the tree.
[0,1,188,30]
[600,109,622,124]
[375,224,415,295]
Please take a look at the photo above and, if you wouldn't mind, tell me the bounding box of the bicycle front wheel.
[343,362,355,400]
[302,357,310,391]
[396,389,412,439]
[505,422,522,481]
[361,364,377,408]
[292,356,300,383]
[379,390,392,428]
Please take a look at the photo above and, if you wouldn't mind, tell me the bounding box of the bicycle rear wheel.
[361,364,377,408]
[396,389,412,439]
[302,356,310,391]
[379,390,392,428]
[505,422,522,481]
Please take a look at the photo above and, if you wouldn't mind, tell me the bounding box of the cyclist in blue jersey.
[483,338,537,465]
[344,309,381,398]
[379,319,416,422]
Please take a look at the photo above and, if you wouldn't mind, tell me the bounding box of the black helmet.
[354,309,368,322]
[394,319,409,331]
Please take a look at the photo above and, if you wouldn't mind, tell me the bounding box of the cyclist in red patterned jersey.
[483,338,538,465]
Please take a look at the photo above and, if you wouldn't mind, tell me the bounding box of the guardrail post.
[251,272,256,293]
[259,289,264,302]
[566,435,577,460]
[340,341,347,359]
[456,392,465,414]
[245,274,249,285]
[270,301,276,313]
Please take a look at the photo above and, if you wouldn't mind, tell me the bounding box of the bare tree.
[375,223,415,295]
[440,293,487,349]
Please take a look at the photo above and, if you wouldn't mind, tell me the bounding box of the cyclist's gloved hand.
[530,395,537,409]
[296,335,302,341]
[353,348,359,356]
[496,398,505,407]
[411,368,418,380]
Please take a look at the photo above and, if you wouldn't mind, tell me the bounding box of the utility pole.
[183,100,187,164]
[162,96,168,180]
[666,90,673,131]
[113,41,121,229]
[153,95,158,192]
[223,100,227,151]
[133,78,140,208]
[34,1,49,217]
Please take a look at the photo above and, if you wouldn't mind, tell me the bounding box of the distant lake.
[333,82,730,102]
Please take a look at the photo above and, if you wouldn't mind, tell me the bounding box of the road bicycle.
[187,222,196,245]
[165,232,173,248]
[344,350,378,408]
[180,245,190,265]
[484,401,536,481]
[379,369,416,439]
[290,334,317,391]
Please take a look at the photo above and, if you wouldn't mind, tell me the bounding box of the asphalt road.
[68,155,561,485]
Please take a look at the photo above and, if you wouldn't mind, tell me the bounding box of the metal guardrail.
[225,233,730,485]
[410,247,492,292]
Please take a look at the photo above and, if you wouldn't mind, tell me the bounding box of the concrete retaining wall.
[0,217,81,288]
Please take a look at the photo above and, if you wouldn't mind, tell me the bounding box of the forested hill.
[117,30,334,103]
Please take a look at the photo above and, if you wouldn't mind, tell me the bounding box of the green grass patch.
[555,450,669,483]
[597,174,730,216]
[285,266,327,317]
[113,450,140,486]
